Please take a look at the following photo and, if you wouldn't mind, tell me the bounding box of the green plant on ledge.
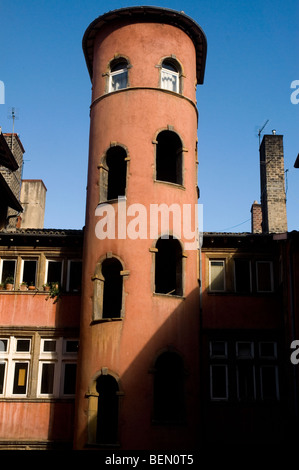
[46,282,62,304]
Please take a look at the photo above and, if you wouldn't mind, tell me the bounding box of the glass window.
[46,260,63,285]
[0,363,6,394]
[43,339,57,353]
[237,363,256,401]
[260,366,279,400]
[155,130,183,185]
[0,339,8,352]
[109,60,128,92]
[161,60,180,93]
[40,363,55,394]
[22,260,37,286]
[16,339,31,353]
[236,342,254,359]
[209,260,225,292]
[0,259,16,285]
[67,260,82,292]
[13,362,28,394]
[210,341,227,358]
[62,363,77,395]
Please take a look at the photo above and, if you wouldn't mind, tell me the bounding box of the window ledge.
[91,317,123,325]
[153,292,184,300]
[154,179,185,190]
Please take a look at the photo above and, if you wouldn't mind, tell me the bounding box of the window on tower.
[99,145,127,203]
[155,130,183,185]
[160,59,181,93]
[154,237,183,296]
[108,59,128,92]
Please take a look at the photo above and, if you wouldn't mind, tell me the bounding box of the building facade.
[0,6,298,451]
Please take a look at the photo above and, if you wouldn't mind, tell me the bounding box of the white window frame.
[0,258,17,285]
[259,341,277,359]
[20,258,38,286]
[256,260,274,293]
[45,259,64,286]
[236,363,256,401]
[236,341,254,359]
[0,336,31,397]
[209,340,228,359]
[161,67,179,93]
[209,259,226,292]
[37,337,78,398]
[108,67,128,92]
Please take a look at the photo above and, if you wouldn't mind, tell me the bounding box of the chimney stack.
[259,132,287,233]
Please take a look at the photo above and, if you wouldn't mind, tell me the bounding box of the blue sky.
[0,0,298,232]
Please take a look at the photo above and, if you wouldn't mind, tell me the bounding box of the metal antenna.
[258,119,269,148]
[7,107,19,152]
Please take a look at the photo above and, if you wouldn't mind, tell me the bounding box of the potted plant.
[43,282,50,292]
[0,283,4,290]
[20,281,28,291]
[5,276,14,291]
[46,281,61,304]
[28,281,36,291]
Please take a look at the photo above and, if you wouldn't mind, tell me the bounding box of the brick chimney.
[259,131,287,233]
[251,200,262,233]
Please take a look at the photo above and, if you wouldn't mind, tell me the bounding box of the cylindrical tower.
[75,6,207,450]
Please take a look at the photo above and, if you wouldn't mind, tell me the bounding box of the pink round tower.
[74,6,207,450]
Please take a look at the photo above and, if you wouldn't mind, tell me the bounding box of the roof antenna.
[7,107,19,152]
[258,119,269,148]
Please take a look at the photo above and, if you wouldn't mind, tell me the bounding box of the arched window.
[161,59,180,93]
[155,237,183,296]
[153,351,185,423]
[102,258,123,319]
[108,59,128,92]
[99,145,127,202]
[93,256,127,321]
[106,146,127,200]
[156,130,183,185]
[96,374,119,444]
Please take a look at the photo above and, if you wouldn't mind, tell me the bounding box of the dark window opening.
[0,363,6,394]
[22,260,37,286]
[13,362,28,394]
[106,146,127,200]
[102,258,123,318]
[155,237,182,296]
[153,352,185,423]
[63,363,77,395]
[1,259,16,285]
[68,260,82,292]
[40,363,55,394]
[234,259,251,293]
[47,260,63,285]
[96,375,119,444]
[156,131,182,185]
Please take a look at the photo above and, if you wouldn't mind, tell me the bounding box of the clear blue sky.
[0,0,298,232]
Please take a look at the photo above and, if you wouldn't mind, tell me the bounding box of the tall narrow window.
[102,258,123,319]
[46,260,63,285]
[161,59,180,93]
[153,352,185,423]
[0,259,16,286]
[256,261,273,292]
[155,237,183,296]
[209,260,225,292]
[156,130,182,185]
[96,374,119,444]
[234,259,251,293]
[21,259,37,287]
[106,146,127,200]
[108,59,128,92]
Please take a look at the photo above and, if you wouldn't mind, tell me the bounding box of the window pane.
[16,339,30,352]
[236,342,254,358]
[22,260,37,286]
[65,340,79,354]
[0,339,8,352]
[257,262,273,292]
[43,340,56,352]
[13,363,28,394]
[68,261,82,292]
[40,363,55,394]
[47,261,62,284]
[111,70,127,91]
[260,366,279,400]
[1,260,16,284]
[259,342,277,358]
[237,364,255,401]
[161,70,178,92]
[235,259,251,293]
[210,365,228,399]
[63,363,77,395]
[210,261,225,291]
[210,341,227,358]
[0,363,6,394]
